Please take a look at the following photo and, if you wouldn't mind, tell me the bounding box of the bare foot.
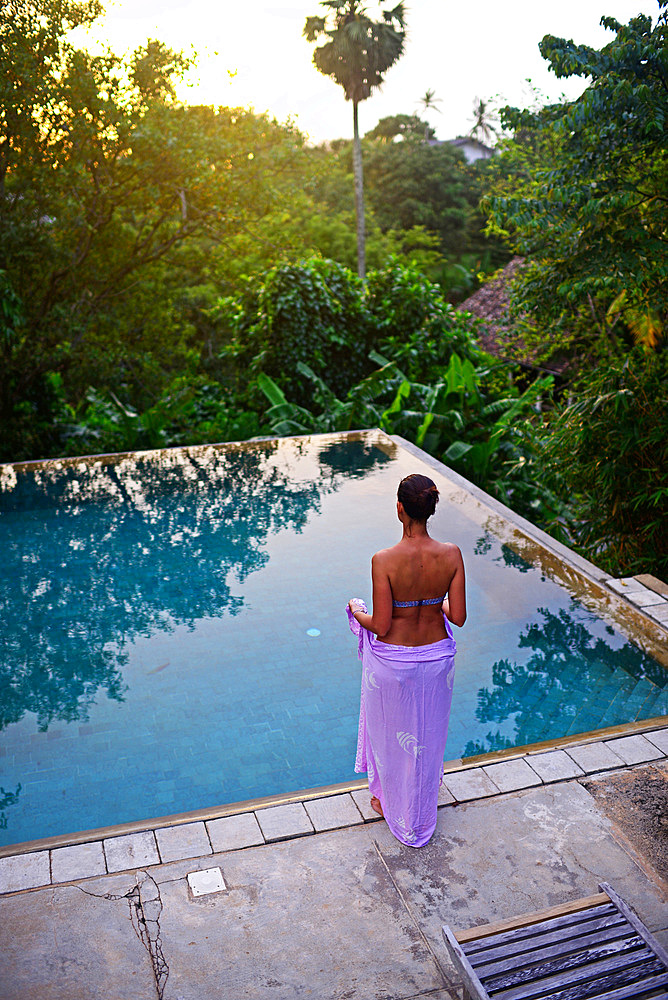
[370,796,384,817]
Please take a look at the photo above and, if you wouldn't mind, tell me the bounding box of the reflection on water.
[0,783,21,830]
[475,532,533,574]
[2,432,667,846]
[464,600,668,757]
[0,438,389,734]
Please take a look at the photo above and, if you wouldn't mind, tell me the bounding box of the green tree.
[364,113,435,143]
[220,258,373,407]
[468,97,498,145]
[0,0,308,456]
[485,7,668,351]
[417,88,442,140]
[543,349,668,579]
[308,121,509,294]
[363,131,477,257]
[303,0,407,278]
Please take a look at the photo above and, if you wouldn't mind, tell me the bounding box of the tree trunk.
[352,99,366,279]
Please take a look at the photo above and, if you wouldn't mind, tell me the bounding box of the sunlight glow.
[73,0,661,145]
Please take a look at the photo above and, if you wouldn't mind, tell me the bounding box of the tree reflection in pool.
[464,600,668,758]
[0,433,665,846]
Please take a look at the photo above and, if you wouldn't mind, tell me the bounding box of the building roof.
[448,136,495,155]
[458,257,568,375]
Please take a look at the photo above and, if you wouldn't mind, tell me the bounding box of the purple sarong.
[347,602,456,847]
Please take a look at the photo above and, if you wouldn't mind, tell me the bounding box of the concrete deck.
[2,732,667,1000]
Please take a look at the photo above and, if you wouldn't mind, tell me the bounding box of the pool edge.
[3,429,667,861]
[2,714,666,860]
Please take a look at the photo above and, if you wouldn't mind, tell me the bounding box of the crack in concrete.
[372,839,451,988]
[78,871,169,999]
[128,872,169,1000]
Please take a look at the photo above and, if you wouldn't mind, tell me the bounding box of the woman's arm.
[349,552,393,637]
[443,547,466,626]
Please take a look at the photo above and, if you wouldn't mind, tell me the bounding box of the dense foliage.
[543,350,668,578]
[1,1,666,581]
[311,121,509,289]
[485,5,668,366]
[478,4,668,577]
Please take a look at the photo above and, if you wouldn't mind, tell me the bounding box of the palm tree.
[469,97,498,146]
[304,1,407,278]
[417,88,442,141]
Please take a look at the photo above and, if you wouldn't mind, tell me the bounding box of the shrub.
[543,349,668,578]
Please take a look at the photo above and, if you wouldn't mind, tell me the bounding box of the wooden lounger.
[443,882,668,1000]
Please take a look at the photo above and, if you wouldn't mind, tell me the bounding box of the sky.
[74,0,662,144]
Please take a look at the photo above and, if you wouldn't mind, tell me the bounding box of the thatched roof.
[458,257,568,375]
[457,257,525,355]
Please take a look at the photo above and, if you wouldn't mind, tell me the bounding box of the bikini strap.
[392,596,445,608]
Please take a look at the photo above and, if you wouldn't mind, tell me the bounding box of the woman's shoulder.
[432,539,464,564]
[430,537,462,553]
[371,545,396,565]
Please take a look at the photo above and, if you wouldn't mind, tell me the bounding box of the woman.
[347,473,466,847]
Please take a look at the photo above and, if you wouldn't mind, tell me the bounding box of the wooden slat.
[467,913,627,968]
[491,954,663,1000]
[448,886,667,1000]
[456,894,610,945]
[600,883,668,969]
[518,960,668,1000]
[481,934,645,991]
[473,926,638,979]
[464,904,617,956]
[442,925,488,1000]
[593,972,668,1000]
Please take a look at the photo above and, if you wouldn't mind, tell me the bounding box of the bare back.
[371,534,466,646]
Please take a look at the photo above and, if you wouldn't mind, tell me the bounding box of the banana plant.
[258,354,554,509]
[256,373,316,436]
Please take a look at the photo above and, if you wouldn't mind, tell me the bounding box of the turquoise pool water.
[1,432,666,847]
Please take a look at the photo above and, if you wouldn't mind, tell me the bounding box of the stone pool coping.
[392,434,668,638]
[2,722,667,895]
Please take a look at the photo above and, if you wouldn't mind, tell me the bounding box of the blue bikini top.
[392,596,445,608]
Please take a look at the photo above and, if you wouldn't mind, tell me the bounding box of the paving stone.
[437,781,456,806]
[3,781,668,1000]
[0,880,157,998]
[158,825,448,1000]
[51,842,106,884]
[104,831,160,873]
[443,768,500,802]
[566,742,625,774]
[254,802,314,842]
[604,734,664,765]
[155,822,211,864]
[627,591,667,609]
[647,604,668,625]
[634,574,668,598]
[645,728,668,756]
[483,758,542,793]
[303,794,364,832]
[207,813,265,852]
[350,789,380,822]
[607,577,650,596]
[527,750,585,783]
[0,852,50,894]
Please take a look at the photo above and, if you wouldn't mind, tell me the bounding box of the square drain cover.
[187,867,226,897]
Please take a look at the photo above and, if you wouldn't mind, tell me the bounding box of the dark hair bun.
[397,474,439,521]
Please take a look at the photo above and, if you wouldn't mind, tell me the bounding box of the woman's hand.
[348,598,365,615]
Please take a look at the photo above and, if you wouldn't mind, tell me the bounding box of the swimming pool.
[1,430,666,848]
